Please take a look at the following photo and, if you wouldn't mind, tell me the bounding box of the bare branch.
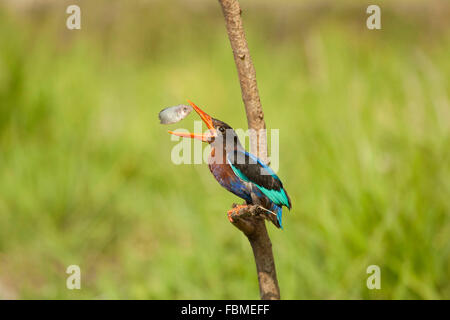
[218,0,280,300]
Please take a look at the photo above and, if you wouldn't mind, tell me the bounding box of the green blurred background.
[0,0,449,299]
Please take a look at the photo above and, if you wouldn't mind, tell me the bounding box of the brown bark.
[218,0,280,300]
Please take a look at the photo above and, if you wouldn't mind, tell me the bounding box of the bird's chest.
[208,147,252,202]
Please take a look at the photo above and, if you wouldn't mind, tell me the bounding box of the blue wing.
[226,150,291,209]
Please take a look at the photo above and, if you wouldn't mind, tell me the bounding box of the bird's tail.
[261,204,283,229]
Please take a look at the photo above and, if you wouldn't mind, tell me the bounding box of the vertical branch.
[218,0,280,300]
[218,0,267,163]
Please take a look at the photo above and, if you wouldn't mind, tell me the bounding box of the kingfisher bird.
[168,101,291,229]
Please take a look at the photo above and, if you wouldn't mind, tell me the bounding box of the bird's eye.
[218,126,225,133]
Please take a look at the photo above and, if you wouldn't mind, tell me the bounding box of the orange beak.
[168,100,216,142]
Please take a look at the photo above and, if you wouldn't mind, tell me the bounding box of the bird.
[168,100,291,229]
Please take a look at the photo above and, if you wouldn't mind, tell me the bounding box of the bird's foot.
[227,205,248,223]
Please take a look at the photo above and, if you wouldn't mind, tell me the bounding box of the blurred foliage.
[0,0,449,299]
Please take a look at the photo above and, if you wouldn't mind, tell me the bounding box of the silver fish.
[158,104,193,125]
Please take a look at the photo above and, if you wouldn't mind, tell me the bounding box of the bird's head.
[168,100,241,150]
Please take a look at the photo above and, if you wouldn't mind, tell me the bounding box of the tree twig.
[218,0,280,300]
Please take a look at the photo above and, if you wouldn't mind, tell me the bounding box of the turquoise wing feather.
[226,150,291,209]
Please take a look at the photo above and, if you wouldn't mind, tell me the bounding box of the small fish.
[158,104,193,125]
